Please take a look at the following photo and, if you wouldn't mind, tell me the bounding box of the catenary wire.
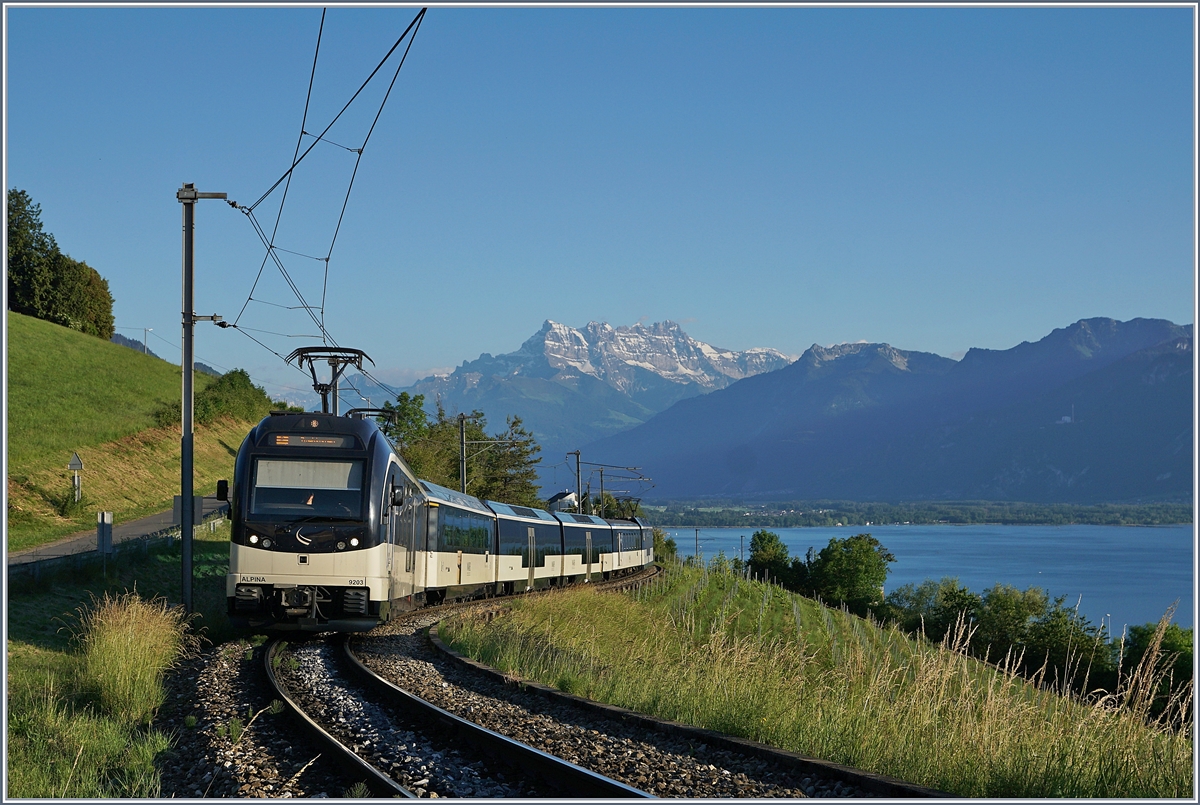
[320,9,426,326]
[233,8,326,330]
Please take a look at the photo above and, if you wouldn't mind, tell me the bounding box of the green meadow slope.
[6,312,254,551]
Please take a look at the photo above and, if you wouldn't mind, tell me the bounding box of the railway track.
[157,566,946,797]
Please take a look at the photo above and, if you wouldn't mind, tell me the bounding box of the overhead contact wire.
[320,7,426,332]
[247,8,425,213]
[234,7,326,329]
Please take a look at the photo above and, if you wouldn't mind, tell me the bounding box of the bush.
[153,368,290,426]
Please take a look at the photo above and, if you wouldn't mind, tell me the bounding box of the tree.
[1024,596,1114,693]
[8,188,59,319]
[804,533,895,616]
[378,392,430,451]
[884,577,981,644]
[651,527,677,563]
[379,395,543,506]
[748,529,791,585]
[476,416,541,507]
[7,188,114,338]
[974,583,1048,663]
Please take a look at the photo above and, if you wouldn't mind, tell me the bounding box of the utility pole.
[695,527,700,566]
[599,467,605,519]
[143,327,152,354]
[459,413,467,494]
[177,182,227,614]
[567,451,581,513]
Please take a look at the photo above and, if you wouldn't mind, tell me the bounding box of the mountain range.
[584,317,1192,503]
[403,319,793,456]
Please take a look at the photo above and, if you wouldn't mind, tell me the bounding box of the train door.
[385,476,397,599]
[585,531,592,582]
[526,525,536,591]
[405,490,417,573]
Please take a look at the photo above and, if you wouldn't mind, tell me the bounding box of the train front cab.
[227,413,402,632]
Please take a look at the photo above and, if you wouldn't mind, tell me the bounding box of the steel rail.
[342,633,654,798]
[264,638,415,798]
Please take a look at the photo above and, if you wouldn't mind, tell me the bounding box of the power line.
[230,7,427,380]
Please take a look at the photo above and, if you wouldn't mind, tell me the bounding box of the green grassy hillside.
[6,312,261,551]
[7,312,215,467]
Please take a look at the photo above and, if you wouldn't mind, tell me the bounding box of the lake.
[660,524,1195,633]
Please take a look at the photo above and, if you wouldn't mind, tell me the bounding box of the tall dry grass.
[442,564,1192,797]
[67,589,203,725]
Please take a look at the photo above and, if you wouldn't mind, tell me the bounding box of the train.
[222,410,654,631]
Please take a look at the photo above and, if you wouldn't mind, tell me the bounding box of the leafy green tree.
[154,368,290,426]
[805,533,895,616]
[651,526,677,563]
[1024,596,1114,692]
[974,583,1048,663]
[378,392,430,449]
[7,188,114,338]
[748,529,791,585]
[1122,620,1193,715]
[476,416,541,507]
[380,397,542,506]
[7,188,58,319]
[885,577,982,644]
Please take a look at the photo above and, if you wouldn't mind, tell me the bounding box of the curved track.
[265,638,414,797]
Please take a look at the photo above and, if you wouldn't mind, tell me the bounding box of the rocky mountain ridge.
[404,320,793,453]
[584,317,1193,503]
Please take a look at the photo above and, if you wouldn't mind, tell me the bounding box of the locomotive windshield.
[250,458,364,519]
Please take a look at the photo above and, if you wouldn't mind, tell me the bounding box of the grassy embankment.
[7,313,274,795]
[442,563,1193,798]
[7,524,235,797]
[7,312,249,551]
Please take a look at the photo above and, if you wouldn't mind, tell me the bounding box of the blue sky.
[5,5,1195,406]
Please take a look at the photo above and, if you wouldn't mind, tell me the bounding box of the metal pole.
[575,452,581,513]
[695,527,700,566]
[459,413,467,494]
[180,188,195,613]
[143,327,151,354]
[177,183,226,614]
[599,468,605,519]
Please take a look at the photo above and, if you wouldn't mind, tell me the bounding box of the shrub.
[153,368,289,426]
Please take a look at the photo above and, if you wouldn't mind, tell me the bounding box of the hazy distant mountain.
[585,318,1192,503]
[404,320,793,455]
[111,332,160,359]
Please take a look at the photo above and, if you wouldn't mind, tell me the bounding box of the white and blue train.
[223,411,654,631]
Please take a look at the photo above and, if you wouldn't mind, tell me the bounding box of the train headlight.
[336,541,347,551]
[350,537,359,547]
[249,534,259,544]
[262,538,272,549]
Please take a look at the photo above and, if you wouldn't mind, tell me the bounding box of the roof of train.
[486,500,559,523]
[419,480,493,515]
[555,512,610,527]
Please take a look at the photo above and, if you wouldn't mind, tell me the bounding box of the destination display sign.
[271,434,354,448]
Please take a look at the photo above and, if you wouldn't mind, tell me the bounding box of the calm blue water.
[662,525,1195,633]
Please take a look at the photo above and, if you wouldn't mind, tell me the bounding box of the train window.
[436,505,493,554]
[250,459,363,519]
[563,525,588,557]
